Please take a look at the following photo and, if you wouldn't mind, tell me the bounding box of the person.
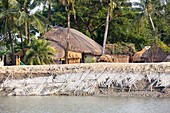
[129,54,133,63]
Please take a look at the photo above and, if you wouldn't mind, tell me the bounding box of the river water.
[0,96,169,113]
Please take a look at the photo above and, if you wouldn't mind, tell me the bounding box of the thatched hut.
[133,45,170,62]
[43,26,102,63]
[142,47,169,62]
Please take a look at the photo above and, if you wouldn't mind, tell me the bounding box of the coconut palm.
[100,0,130,55]
[60,0,76,64]
[24,39,55,65]
[16,0,49,43]
[133,0,166,35]
[38,0,58,31]
[0,0,18,65]
[132,0,169,61]
[100,0,116,55]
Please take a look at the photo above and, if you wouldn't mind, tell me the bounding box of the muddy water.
[0,96,169,113]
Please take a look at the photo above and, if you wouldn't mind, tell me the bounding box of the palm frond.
[19,11,27,26]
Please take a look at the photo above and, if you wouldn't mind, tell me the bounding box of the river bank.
[94,90,170,98]
[0,63,170,97]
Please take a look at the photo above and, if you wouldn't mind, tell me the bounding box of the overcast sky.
[31,0,141,14]
[130,0,140,2]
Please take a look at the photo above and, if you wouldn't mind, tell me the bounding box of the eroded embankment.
[0,63,170,97]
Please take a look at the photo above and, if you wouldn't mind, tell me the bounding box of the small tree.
[24,39,55,65]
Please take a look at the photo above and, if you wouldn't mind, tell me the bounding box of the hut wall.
[112,54,129,63]
[68,51,82,64]
[68,59,81,64]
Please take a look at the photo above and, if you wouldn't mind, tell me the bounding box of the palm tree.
[24,39,55,65]
[0,0,18,65]
[146,0,155,32]
[38,0,57,31]
[132,0,168,61]
[133,0,166,35]
[101,0,127,55]
[16,0,49,43]
[101,0,116,55]
[60,0,76,64]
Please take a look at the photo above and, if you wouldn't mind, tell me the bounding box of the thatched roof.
[133,46,169,62]
[142,47,169,62]
[163,55,170,62]
[43,27,102,59]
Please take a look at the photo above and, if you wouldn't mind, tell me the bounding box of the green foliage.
[155,40,170,53]
[0,0,170,64]
[50,1,67,26]
[17,0,49,39]
[111,42,136,55]
[84,56,96,63]
[0,45,10,56]
[24,39,56,65]
[156,1,170,44]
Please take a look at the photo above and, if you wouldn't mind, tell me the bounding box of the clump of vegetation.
[106,42,136,55]
[24,39,56,65]
[157,41,170,53]
[84,56,96,63]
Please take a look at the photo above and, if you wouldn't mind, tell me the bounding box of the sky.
[31,0,141,14]
[130,0,140,2]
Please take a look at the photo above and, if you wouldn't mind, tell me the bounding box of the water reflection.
[0,96,169,113]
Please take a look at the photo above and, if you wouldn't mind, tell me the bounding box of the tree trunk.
[19,29,25,57]
[26,19,30,43]
[47,1,51,21]
[102,7,110,55]
[8,31,15,65]
[148,14,157,62]
[65,9,70,64]
[46,1,51,31]
[148,14,155,32]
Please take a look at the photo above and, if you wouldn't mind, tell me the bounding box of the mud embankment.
[0,63,170,97]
